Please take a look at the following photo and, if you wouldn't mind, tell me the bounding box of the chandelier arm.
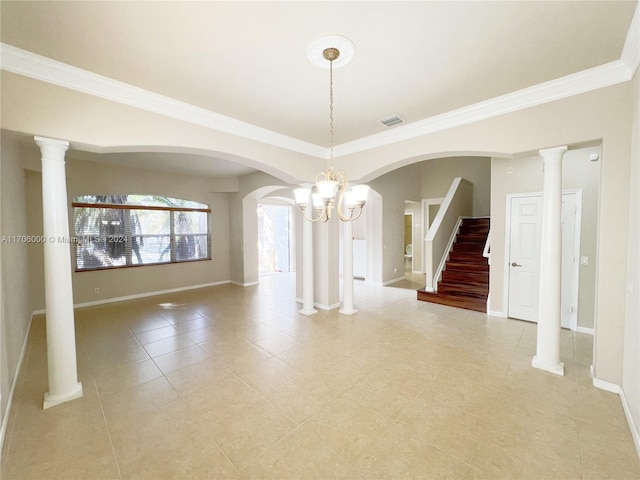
[298,204,329,223]
[348,206,364,222]
[315,171,328,183]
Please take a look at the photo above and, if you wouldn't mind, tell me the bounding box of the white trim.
[576,326,594,335]
[1,39,635,160]
[75,281,231,309]
[382,276,407,286]
[0,312,34,457]
[333,60,633,157]
[488,310,507,318]
[590,365,640,460]
[590,365,622,394]
[295,297,340,311]
[569,190,583,332]
[621,3,640,76]
[314,302,341,311]
[620,387,640,460]
[0,44,325,159]
[230,281,259,287]
[404,211,415,272]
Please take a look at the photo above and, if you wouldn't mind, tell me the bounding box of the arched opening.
[241,186,296,287]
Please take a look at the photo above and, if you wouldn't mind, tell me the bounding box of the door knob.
[511,262,522,267]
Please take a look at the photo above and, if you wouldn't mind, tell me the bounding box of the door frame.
[404,211,414,273]
[503,189,582,331]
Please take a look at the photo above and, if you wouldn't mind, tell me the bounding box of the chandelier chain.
[329,57,334,166]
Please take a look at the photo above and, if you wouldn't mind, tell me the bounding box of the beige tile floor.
[2,273,639,479]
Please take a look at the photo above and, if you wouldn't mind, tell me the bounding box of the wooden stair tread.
[417,217,490,313]
[417,290,487,313]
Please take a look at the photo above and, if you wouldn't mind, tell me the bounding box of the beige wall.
[0,133,32,424]
[490,146,601,329]
[419,156,491,217]
[622,69,640,442]
[369,164,422,282]
[26,156,232,308]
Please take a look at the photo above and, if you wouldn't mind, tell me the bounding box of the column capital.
[34,136,69,156]
[539,145,568,158]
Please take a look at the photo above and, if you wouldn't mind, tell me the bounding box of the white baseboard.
[295,298,340,311]
[315,302,340,311]
[590,366,640,460]
[488,310,507,318]
[620,387,640,460]
[1,312,34,458]
[73,280,231,309]
[576,326,595,335]
[230,281,258,287]
[590,365,622,393]
[382,276,407,286]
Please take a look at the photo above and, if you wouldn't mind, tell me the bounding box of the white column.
[340,220,358,315]
[35,136,83,408]
[532,145,567,376]
[299,208,317,316]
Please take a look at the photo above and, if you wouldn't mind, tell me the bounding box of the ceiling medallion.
[306,35,355,69]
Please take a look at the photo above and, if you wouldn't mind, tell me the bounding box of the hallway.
[2,274,638,479]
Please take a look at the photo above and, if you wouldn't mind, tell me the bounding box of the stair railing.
[424,177,473,292]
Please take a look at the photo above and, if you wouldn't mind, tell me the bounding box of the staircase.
[417,217,490,312]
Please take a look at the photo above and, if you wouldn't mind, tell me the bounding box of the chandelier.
[294,37,369,222]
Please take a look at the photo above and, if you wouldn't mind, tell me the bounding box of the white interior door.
[508,192,580,328]
[508,196,543,321]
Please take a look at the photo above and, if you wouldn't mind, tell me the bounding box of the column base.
[339,307,358,316]
[531,356,565,376]
[299,308,318,316]
[43,381,83,409]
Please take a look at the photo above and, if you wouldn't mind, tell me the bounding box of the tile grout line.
[91,377,123,480]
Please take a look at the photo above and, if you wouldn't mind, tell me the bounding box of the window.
[73,195,211,271]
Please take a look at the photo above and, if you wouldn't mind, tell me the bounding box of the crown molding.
[0,43,326,159]
[621,2,639,76]
[0,31,636,160]
[333,59,633,157]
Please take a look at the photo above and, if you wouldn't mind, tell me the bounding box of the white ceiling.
[1,1,637,177]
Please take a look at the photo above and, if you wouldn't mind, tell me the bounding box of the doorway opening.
[257,203,293,275]
[404,212,414,279]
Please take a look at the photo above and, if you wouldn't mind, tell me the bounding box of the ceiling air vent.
[378,114,404,127]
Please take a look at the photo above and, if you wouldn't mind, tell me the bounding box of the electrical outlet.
[94,287,100,294]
